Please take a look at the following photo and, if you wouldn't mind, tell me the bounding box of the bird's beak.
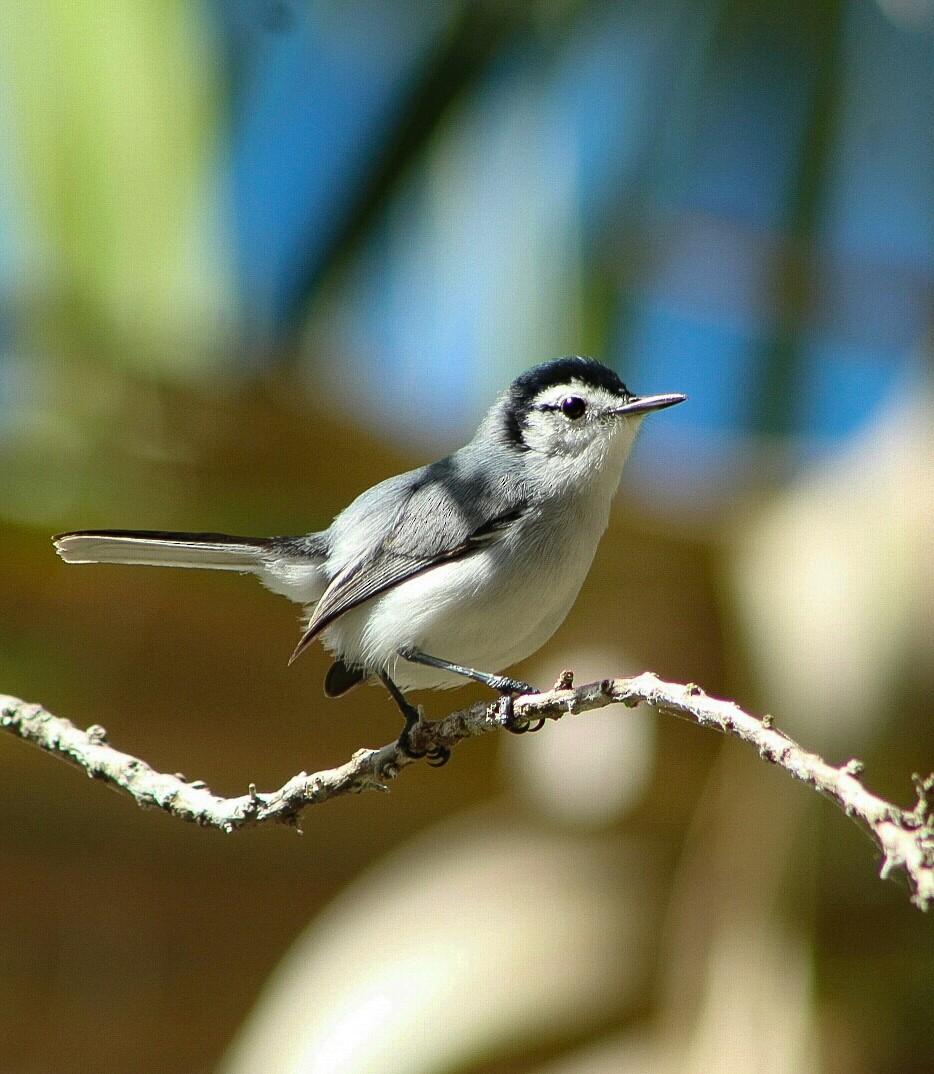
[613,393,686,416]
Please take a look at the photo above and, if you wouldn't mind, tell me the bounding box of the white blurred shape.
[508,648,656,826]
[516,919,815,1074]
[301,956,442,1074]
[219,809,651,1074]
[875,0,933,28]
[530,1032,660,1074]
[730,373,933,748]
[675,916,816,1074]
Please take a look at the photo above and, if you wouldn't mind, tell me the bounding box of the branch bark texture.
[3,674,933,908]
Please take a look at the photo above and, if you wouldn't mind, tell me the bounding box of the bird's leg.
[398,648,545,734]
[378,670,450,767]
[399,647,536,694]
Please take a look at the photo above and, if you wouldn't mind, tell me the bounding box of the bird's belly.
[320,511,607,692]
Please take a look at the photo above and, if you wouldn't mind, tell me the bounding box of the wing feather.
[288,463,525,665]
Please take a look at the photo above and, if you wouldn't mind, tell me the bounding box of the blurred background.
[0,1,932,1071]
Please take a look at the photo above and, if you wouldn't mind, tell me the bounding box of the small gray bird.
[54,356,684,764]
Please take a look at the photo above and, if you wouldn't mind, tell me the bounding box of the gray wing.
[289,455,527,663]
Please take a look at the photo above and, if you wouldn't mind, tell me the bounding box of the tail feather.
[54,528,330,607]
[53,530,272,570]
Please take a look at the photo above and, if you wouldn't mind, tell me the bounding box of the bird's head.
[483,356,684,493]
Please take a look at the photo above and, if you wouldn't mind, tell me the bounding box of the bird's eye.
[560,396,587,419]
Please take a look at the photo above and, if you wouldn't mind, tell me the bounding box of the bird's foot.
[381,669,450,766]
[497,689,545,734]
[397,710,450,767]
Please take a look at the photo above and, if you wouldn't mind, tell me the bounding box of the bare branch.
[3,674,933,907]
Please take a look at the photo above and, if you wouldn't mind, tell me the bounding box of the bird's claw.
[497,693,545,734]
[397,720,451,767]
[427,746,451,767]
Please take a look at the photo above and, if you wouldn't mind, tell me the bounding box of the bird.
[54,356,685,764]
